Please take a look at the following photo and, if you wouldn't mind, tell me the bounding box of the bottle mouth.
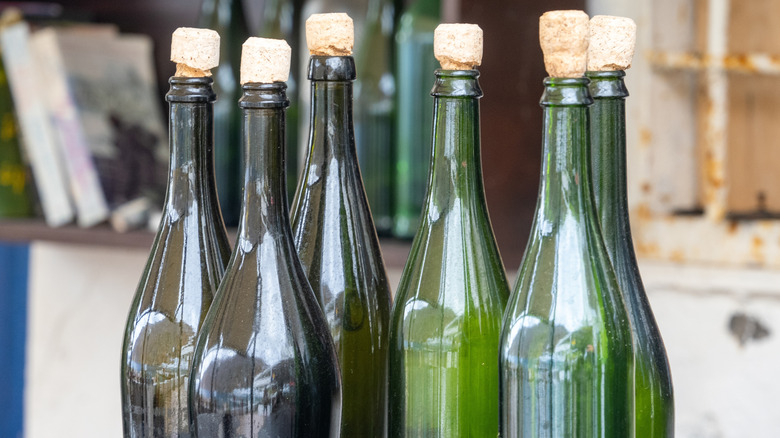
[540,77,593,107]
[308,56,356,81]
[166,76,216,103]
[239,82,290,109]
[431,69,482,97]
[585,71,629,99]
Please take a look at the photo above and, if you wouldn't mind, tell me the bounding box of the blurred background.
[0,0,777,436]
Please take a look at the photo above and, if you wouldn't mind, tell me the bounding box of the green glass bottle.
[199,0,250,227]
[588,69,674,437]
[290,19,392,436]
[0,53,31,218]
[500,13,633,436]
[389,27,510,435]
[354,0,396,235]
[392,0,440,238]
[121,55,231,436]
[261,0,301,200]
[190,40,341,436]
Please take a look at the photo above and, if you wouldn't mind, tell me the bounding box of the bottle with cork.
[388,24,510,437]
[289,13,392,437]
[188,36,342,438]
[587,15,674,438]
[120,27,231,438]
[499,10,634,437]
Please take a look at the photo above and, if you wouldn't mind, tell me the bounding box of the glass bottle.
[199,0,251,227]
[392,0,440,238]
[354,0,396,235]
[389,69,510,437]
[0,54,31,218]
[499,77,634,437]
[190,79,342,438]
[121,76,231,438]
[290,55,392,437]
[261,0,301,200]
[588,69,674,437]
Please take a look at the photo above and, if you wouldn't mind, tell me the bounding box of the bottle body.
[0,54,32,218]
[588,70,674,437]
[392,0,440,238]
[291,56,392,437]
[120,77,230,438]
[500,77,634,438]
[389,70,509,437]
[189,83,342,437]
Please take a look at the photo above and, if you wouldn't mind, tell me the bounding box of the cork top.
[170,27,220,77]
[434,24,483,70]
[588,15,636,71]
[240,37,291,84]
[306,13,354,56]
[539,10,589,78]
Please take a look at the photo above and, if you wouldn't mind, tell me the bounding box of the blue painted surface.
[0,243,29,438]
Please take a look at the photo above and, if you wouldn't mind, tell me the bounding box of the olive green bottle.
[389,25,510,437]
[0,53,31,218]
[500,11,634,438]
[121,29,231,437]
[290,15,391,438]
[588,16,674,437]
[190,39,341,437]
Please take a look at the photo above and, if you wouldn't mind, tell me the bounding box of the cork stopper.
[539,10,589,78]
[240,37,291,84]
[434,24,483,70]
[306,13,353,56]
[170,27,220,77]
[588,15,637,71]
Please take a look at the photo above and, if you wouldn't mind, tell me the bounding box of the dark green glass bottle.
[199,0,250,227]
[354,0,396,235]
[499,76,633,437]
[290,55,392,437]
[588,69,674,437]
[392,0,440,238]
[190,77,342,438]
[389,69,510,437]
[121,76,231,438]
[0,54,31,218]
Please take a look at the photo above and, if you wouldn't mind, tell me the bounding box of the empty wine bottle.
[587,15,673,438]
[199,0,251,227]
[121,28,230,438]
[354,0,397,235]
[500,11,634,438]
[290,13,392,437]
[189,37,341,438]
[389,24,510,437]
[392,0,440,238]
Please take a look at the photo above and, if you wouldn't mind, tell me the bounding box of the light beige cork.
[434,24,483,70]
[170,27,220,77]
[306,13,353,56]
[539,10,589,78]
[588,15,636,71]
[240,37,291,84]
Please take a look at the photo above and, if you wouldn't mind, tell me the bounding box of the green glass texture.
[354,0,397,236]
[0,55,31,218]
[121,77,231,438]
[261,0,301,201]
[500,77,634,438]
[389,69,510,437]
[190,82,342,437]
[199,0,250,227]
[588,70,674,438]
[291,56,392,437]
[392,0,440,238]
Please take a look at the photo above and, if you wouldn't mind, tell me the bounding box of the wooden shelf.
[0,219,413,268]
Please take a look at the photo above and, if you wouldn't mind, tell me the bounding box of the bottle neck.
[307,56,357,159]
[423,70,485,213]
[164,77,219,219]
[534,77,596,226]
[587,71,631,251]
[238,82,291,241]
